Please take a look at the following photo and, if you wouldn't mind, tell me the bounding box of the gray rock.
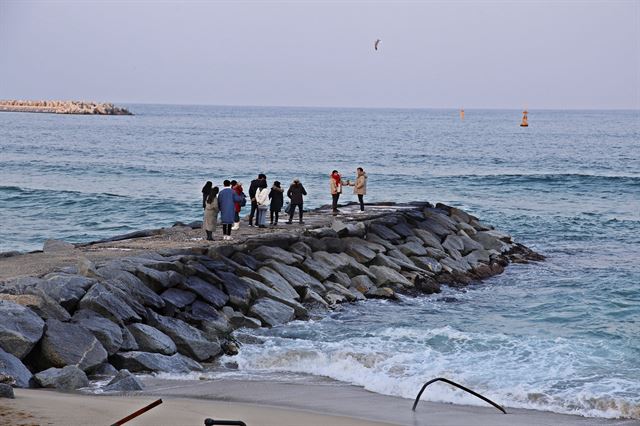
[440,257,473,273]
[89,362,118,377]
[323,281,363,301]
[77,283,141,324]
[289,241,313,258]
[369,223,401,242]
[371,253,402,271]
[449,206,474,224]
[99,269,165,310]
[312,250,348,270]
[410,257,442,274]
[40,319,108,371]
[464,249,491,267]
[350,275,375,294]
[391,222,415,238]
[442,235,465,254]
[415,276,441,294]
[161,288,197,309]
[183,261,222,284]
[39,274,95,311]
[398,241,428,257]
[267,262,326,295]
[364,233,396,250]
[0,348,33,388]
[424,208,459,232]
[413,229,444,249]
[251,246,303,265]
[303,289,330,308]
[230,252,263,270]
[472,231,512,252]
[327,271,352,288]
[425,247,448,260]
[181,300,227,324]
[386,249,415,266]
[35,366,89,390]
[325,292,347,305]
[0,383,14,398]
[147,311,220,361]
[127,323,176,356]
[365,287,396,299]
[78,257,100,278]
[345,237,385,254]
[301,257,334,281]
[344,222,366,238]
[257,267,300,301]
[417,220,451,238]
[249,298,296,327]
[72,309,123,355]
[305,227,339,239]
[135,266,184,292]
[0,300,45,359]
[459,235,484,254]
[225,309,262,330]
[120,326,139,351]
[0,293,70,322]
[217,271,253,311]
[43,239,75,253]
[111,351,202,373]
[103,369,144,392]
[456,222,477,236]
[181,276,228,308]
[369,265,413,288]
[335,253,376,279]
[240,277,308,319]
[345,242,377,263]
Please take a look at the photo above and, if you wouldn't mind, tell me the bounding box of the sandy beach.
[4,378,637,426]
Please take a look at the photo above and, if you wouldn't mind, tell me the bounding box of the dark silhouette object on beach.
[110,398,163,425]
[374,39,381,50]
[201,181,213,209]
[269,181,284,225]
[204,418,247,426]
[248,174,267,227]
[412,377,507,414]
[287,179,307,224]
[203,186,219,241]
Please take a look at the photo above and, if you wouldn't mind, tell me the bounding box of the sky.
[0,0,638,109]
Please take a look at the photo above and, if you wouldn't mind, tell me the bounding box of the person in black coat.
[201,181,212,209]
[248,173,267,227]
[269,181,284,225]
[286,179,307,224]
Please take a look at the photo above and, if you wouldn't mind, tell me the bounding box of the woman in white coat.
[255,181,269,228]
[203,186,219,240]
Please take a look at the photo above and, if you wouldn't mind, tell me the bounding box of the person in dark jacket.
[201,181,212,209]
[286,179,307,224]
[269,181,284,225]
[248,173,267,227]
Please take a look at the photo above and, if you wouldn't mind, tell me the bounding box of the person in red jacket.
[231,180,246,230]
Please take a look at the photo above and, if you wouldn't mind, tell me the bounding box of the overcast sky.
[0,0,638,109]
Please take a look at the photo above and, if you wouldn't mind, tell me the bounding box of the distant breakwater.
[0,100,132,115]
[0,202,542,394]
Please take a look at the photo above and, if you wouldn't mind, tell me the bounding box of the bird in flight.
[374,39,381,51]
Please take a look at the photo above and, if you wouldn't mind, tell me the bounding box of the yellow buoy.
[460,108,465,121]
[520,110,528,127]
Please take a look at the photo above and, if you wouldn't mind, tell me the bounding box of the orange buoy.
[460,108,465,120]
[520,110,528,127]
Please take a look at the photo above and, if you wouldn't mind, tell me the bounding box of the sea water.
[1,105,638,418]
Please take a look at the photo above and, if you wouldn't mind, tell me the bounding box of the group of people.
[201,168,367,241]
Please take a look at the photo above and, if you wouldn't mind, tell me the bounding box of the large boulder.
[160,288,197,310]
[350,275,375,294]
[398,241,428,257]
[77,283,141,324]
[464,249,491,267]
[266,262,326,295]
[147,311,220,361]
[126,324,176,356]
[0,348,33,388]
[371,253,402,271]
[72,309,123,355]
[135,266,184,292]
[0,293,70,322]
[417,220,451,238]
[99,269,165,310]
[40,319,108,371]
[369,265,413,288]
[111,351,202,373]
[410,257,442,274]
[368,223,402,242]
[181,276,228,308]
[240,277,308,319]
[459,235,484,255]
[251,246,303,265]
[344,241,377,263]
[413,229,443,250]
[102,369,144,392]
[288,241,313,258]
[301,258,334,281]
[257,267,300,301]
[0,300,45,359]
[365,287,396,299]
[181,301,228,325]
[0,383,14,398]
[217,271,253,311]
[391,222,415,238]
[248,298,296,327]
[472,231,512,252]
[34,366,89,390]
[323,281,363,302]
[39,274,95,311]
[335,254,376,279]
[442,235,465,254]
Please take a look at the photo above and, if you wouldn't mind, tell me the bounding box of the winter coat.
[353,173,367,195]
[218,187,243,224]
[248,179,262,201]
[269,187,284,211]
[255,187,269,207]
[287,183,307,205]
[233,185,245,213]
[203,196,219,232]
[330,176,345,195]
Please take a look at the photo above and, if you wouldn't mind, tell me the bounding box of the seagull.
[374,39,381,51]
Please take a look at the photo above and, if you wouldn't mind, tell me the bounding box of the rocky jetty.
[0,100,132,115]
[0,202,542,392]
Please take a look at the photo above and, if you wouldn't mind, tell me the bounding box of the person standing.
[287,178,307,224]
[231,180,246,230]
[203,186,219,240]
[353,167,368,212]
[330,170,346,215]
[218,180,243,240]
[255,180,269,228]
[201,181,212,209]
[248,173,267,227]
[269,181,284,225]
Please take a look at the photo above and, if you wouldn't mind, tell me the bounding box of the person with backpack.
[203,186,219,241]
[218,180,244,240]
[248,173,267,227]
[269,181,284,225]
[287,178,307,224]
[255,180,269,228]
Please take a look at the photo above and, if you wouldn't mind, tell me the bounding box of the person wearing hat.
[269,180,284,225]
[286,178,307,224]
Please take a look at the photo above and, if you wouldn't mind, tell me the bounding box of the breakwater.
[0,202,542,394]
[0,100,132,115]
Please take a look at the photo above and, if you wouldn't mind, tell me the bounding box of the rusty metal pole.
[110,398,163,426]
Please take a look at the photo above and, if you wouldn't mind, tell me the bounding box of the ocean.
[1,105,639,418]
